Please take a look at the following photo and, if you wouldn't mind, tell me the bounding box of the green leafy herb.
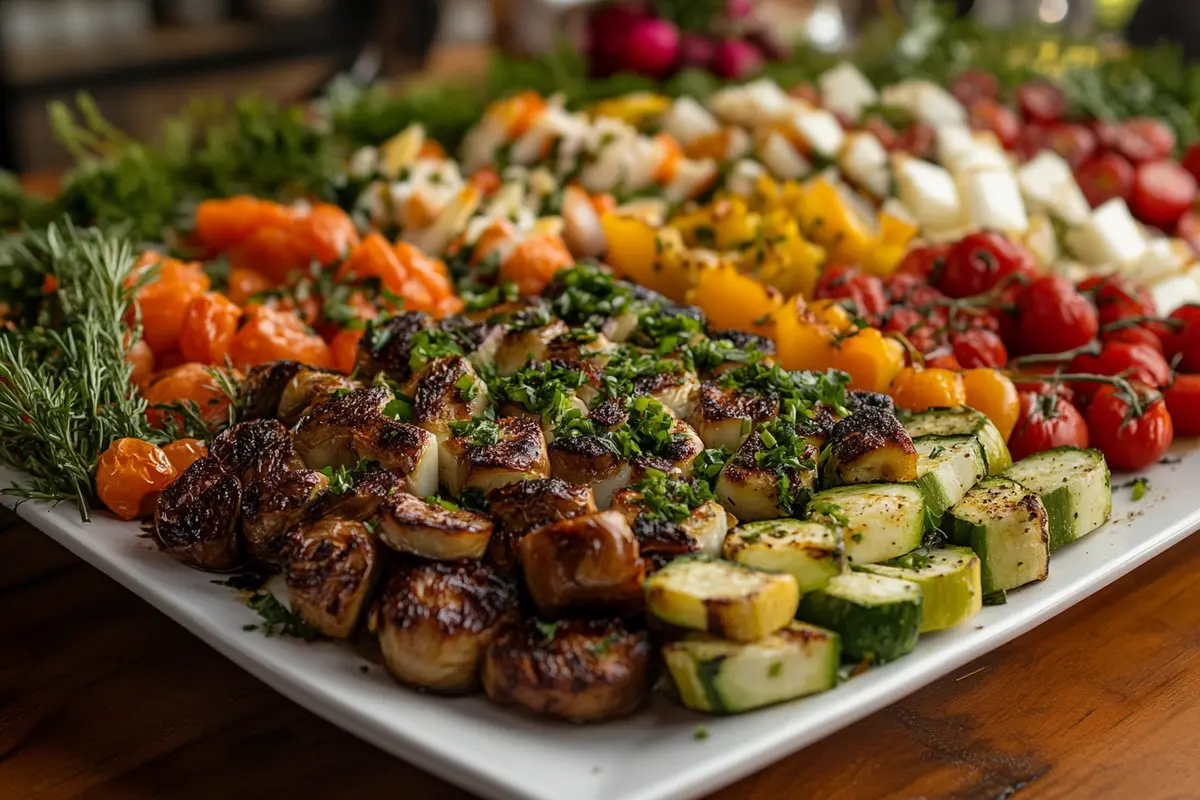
[458,487,488,513]
[247,589,317,640]
[807,499,849,527]
[693,726,710,741]
[382,394,415,423]
[424,495,463,512]
[409,328,466,371]
[888,550,933,570]
[534,619,561,640]
[1119,476,1150,501]
[211,570,271,592]
[449,414,502,448]
[768,661,783,678]
[927,445,945,459]
[492,361,587,427]
[692,448,732,485]
[318,458,378,494]
[630,468,716,523]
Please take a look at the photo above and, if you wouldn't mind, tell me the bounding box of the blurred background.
[0,0,1154,173]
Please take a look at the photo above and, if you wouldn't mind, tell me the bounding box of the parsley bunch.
[547,263,642,330]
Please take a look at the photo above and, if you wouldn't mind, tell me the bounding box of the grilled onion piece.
[378,493,494,560]
[277,368,357,427]
[378,560,518,694]
[238,360,306,421]
[547,435,632,509]
[687,382,779,451]
[351,420,439,497]
[611,490,731,559]
[482,617,651,723]
[411,356,490,442]
[241,465,328,564]
[487,478,597,572]
[441,416,550,497]
[715,431,818,522]
[292,387,392,470]
[633,367,700,419]
[519,511,645,618]
[155,456,243,571]
[283,518,381,638]
[494,318,569,376]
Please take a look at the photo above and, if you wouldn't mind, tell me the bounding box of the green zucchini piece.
[723,519,845,594]
[808,482,925,565]
[902,406,1012,475]
[858,545,982,632]
[913,434,987,529]
[1003,446,1111,551]
[946,476,1049,594]
[796,571,922,664]
[662,622,841,713]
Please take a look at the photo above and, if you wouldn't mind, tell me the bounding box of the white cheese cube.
[961,169,1028,234]
[1148,265,1200,314]
[839,131,889,197]
[1123,237,1192,284]
[1023,214,1060,267]
[881,197,918,228]
[1065,199,1147,265]
[664,159,719,204]
[709,78,791,127]
[758,132,812,181]
[789,108,845,160]
[893,155,963,232]
[1017,151,1091,225]
[818,62,878,120]
[726,159,767,197]
[882,81,966,126]
[662,96,720,146]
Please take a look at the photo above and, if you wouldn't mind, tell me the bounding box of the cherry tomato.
[937,232,1036,300]
[951,328,1008,369]
[1087,383,1173,472]
[1163,304,1200,366]
[1101,322,1166,355]
[898,121,936,161]
[228,305,334,370]
[1077,274,1156,327]
[881,307,940,354]
[95,438,178,521]
[1069,341,1172,407]
[962,368,1020,440]
[889,367,967,414]
[293,203,361,266]
[225,267,273,306]
[1016,80,1066,124]
[1013,124,1050,162]
[968,99,1020,149]
[1014,275,1099,355]
[1090,119,1121,150]
[895,244,952,283]
[1075,152,1135,208]
[161,438,209,475]
[1164,374,1200,436]
[860,115,900,150]
[1009,360,1073,398]
[1009,392,1089,461]
[1113,117,1176,165]
[1044,123,1097,169]
[1176,209,1200,255]
[179,292,242,365]
[126,337,155,391]
[923,351,961,370]
[1131,160,1198,229]
[813,264,889,318]
[1181,143,1200,184]
[950,70,1000,107]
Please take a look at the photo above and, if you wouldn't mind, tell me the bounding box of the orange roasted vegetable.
[179,292,242,365]
[688,263,783,338]
[889,367,968,413]
[498,234,574,297]
[331,327,366,374]
[194,196,292,253]
[143,362,237,428]
[126,338,155,391]
[961,368,1020,440]
[832,328,906,393]
[95,438,177,520]
[134,256,211,355]
[227,305,333,369]
[161,438,209,475]
[225,267,273,306]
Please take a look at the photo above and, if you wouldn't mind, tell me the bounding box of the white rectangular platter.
[4,444,1198,800]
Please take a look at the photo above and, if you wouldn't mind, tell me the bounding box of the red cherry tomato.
[1077,274,1156,327]
[1131,160,1199,229]
[937,232,1036,299]
[813,264,889,318]
[896,244,951,283]
[1010,361,1074,399]
[1101,322,1166,355]
[881,307,940,354]
[1009,392,1089,461]
[950,70,1000,107]
[1090,119,1121,150]
[1181,143,1200,184]
[1164,304,1200,371]
[1014,124,1050,162]
[1069,341,1172,407]
[1113,117,1176,165]
[1016,80,1067,124]
[1164,374,1200,436]
[924,350,961,370]
[950,328,1008,369]
[1015,275,1099,355]
[1086,383,1173,471]
[898,122,936,161]
[860,115,901,151]
[1075,153,1136,208]
[1176,210,1200,255]
[968,99,1020,149]
[1044,123,1097,169]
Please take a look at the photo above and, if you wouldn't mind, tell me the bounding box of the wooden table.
[3,507,1197,799]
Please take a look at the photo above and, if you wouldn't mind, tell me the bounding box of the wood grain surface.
[2,508,1197,800]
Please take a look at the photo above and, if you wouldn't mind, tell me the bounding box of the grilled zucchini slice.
[378,492,494,560]
[662,622,840,713]
[796,571,922,664]
[913,434,987,529]
[824,407,919,485]
[1003,446,1111,551]
[643,556,800,642]
[723,519,845,595]
[946,477,1050,594]
[902,406,1012,475]
[808,483,925,565]
[858,545,982,632]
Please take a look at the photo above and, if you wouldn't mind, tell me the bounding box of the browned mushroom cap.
[303,469,404,524]
[155,456,243,571]
[518,510,645,619]
[276,368,358,427]
[238,360,306,421]
[241,466,328,565]
[482,617,651,723]
[377,492,493,561]
[377,560,519,694]
[411,356,489,441]
[351,420,439,498]
[486,478,596,573]
[209,419,302,481]
[283,518,380,639]
[441,416,550,497]
[354,310,434,384]
[291,386,392,470]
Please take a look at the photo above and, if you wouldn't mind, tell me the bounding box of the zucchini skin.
[723,519,845,594]
[947,477,1050,594]
[902,406,1011,475]
[796,573,922,664]
[859,546,983,632]
[1003,446,1111,551]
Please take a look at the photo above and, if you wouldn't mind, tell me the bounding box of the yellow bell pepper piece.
[862,211,920,277]
[687,263,783,338]
[772,296,837,372]
[798,178,878,267]
[589,92,671,127]
[832,328,906,393]
[601,212,689,301]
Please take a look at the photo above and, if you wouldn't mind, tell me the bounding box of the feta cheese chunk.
[882,81,966,127]
[1148,265,1200,314]
[1123,237,1193,284]
[758,132,812,181]
[839,131,889,197]
[662,96,721,146]
[789,108,845,160]
[893,155,963,232]
[1017,151,1091,225]
[961,169,1028,234]
[709,78,792,127]
[1064,198,1147,265]
[818,62,878,120]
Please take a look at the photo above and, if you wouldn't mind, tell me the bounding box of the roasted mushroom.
[377,560,519,694]
[610,488,730,559]
[377,492,494,560]
[519,510,645,618]
[486,478,597,572]
[303,469,404,523]
[238,360,306,421]
[276,367,358,427]
[283,518,381,638]
[155,456,243,571]
[482,617,651,723]
[292,386,392,469]
[241,465,328,564]
[209,419,301,481]
[411,356,490,443]
[353,310,434,384]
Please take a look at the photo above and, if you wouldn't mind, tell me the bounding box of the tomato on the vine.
[1045,123,1097,169]
[1009,392,1089,462]
[924,351,961,370]
[962,368,1020,440]
[951,328,1008,369]
[1014,275,1099,355]
[1075,152,1135,207]
[950,70,1000,107]
[1164,374,1200,436]
[1086,382,1173,472]
[813,264,889,318]
[937,232,1036,299]
[1069,341,1172,406]
[1131,160,1199,229]
[1163,304,1200,370]
[880,307,940,354]
[1010,361,1071,398]
[1016,80,1066,124]
[889,367,967,413]
[968,99,1020,149]
[895,243,952,283]
[898,121,936,161]
[1101,321,1167,355]
[1113,117,1176,165]
[1077,274,1156,327]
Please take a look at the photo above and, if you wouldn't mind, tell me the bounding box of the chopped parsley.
[460,279,520,312]
[628,304,705,351]
[246,590,317,640]
[693,726,710,741]
[492,361,588,427]
[682,337,763,375]
[534,619,561,640]
[211,570,271,592]
[546,263,642,330]
[455,372,479,402]
[692,447,732,485]
[629,468,716,523]
[424,495,463,511]
[1119,476,1150,501]
[382,394,414,422]
[458,487,488,513]
[807,499,849,527]
[319,458,379,494]
[449,415,502,448]
[408,327,466,371]
[586,631,621,657]
[927,445,945,459]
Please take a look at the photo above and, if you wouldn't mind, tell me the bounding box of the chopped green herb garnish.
[629,468,716,524]
[534,619,561,640]
[318,458,378,494]
[927,445,945,459]
[768,661,783,678]
[246,590,317,640]
[693,726,710,741]
[449,414,502,448]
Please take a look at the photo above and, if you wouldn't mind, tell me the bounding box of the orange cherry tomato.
[142,362,236,427]
[293,203,360,266]
[156,350,189,371]
[330,327,365,374]
[179,292,242,365]
[194,196,293,252]
[228,305,333,369]
[126,337,155,391]
[229,224,307,285]
[226,267,273,306]
[498,234,574,297]
[95,438,177,521]
[136,259,212,356]
[890,367,968,413]
[338,232,407,290]
[961,368,1020,440]
[470,167,502,196]
[161,438,209,474]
